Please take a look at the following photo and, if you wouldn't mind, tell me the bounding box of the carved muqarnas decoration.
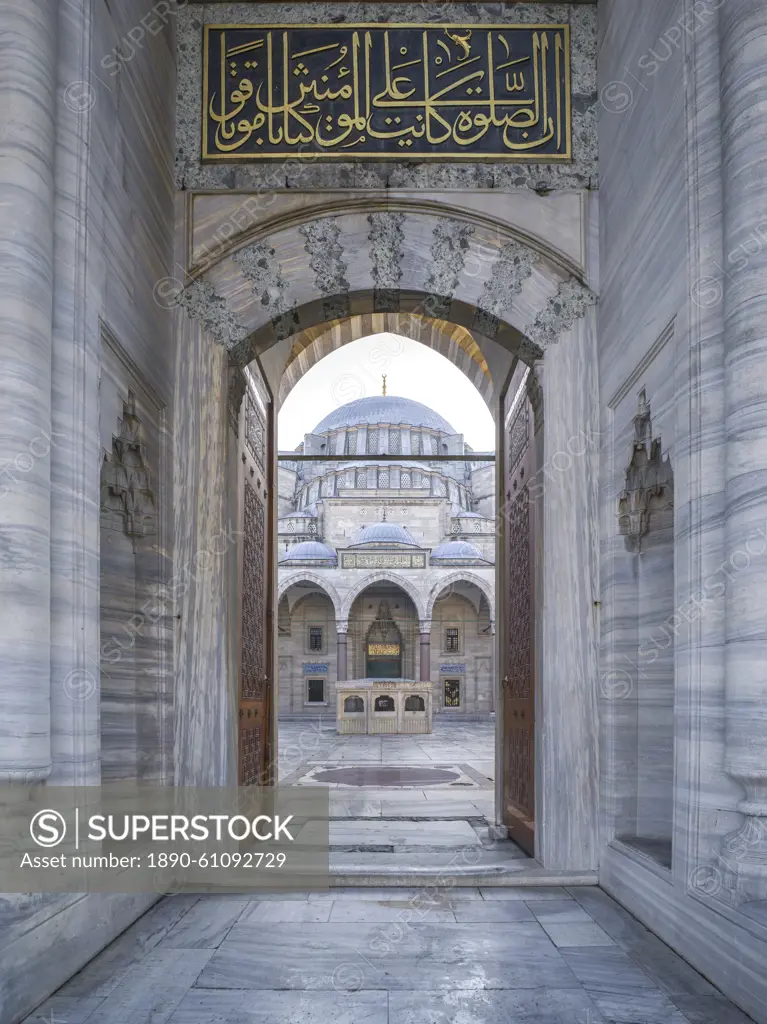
[101,391,157,537]
[618,390,673,551]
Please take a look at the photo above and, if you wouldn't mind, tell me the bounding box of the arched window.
[344,695,364,713]
[374,695,395,712]
[405,695,425,712]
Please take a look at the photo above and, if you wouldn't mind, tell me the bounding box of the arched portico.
[426,571,496,624]
[278,573,343,622]
[339,571,426,623]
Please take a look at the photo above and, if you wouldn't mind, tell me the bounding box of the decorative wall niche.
[100,391,157,540]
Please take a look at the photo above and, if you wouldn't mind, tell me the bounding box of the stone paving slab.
[167,989,389,1024]
[24,887,755,1024]
[195,922,583,991]
[298,818,482,850]
[387,989,607,1023]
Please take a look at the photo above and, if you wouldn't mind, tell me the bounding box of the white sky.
[278,334,495,451]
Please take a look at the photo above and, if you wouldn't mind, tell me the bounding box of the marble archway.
[174,201,600,874]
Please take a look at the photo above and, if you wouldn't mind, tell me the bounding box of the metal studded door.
[501,394,537,855]
[238,376,274,786]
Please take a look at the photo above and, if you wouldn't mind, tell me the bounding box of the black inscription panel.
[203,24,571,161]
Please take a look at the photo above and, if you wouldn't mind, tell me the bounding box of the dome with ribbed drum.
[312,396,456,435]
[278,541,337,564]
[354,523,419,547]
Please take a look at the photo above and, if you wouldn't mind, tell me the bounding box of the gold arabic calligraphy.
[203,24,571,159]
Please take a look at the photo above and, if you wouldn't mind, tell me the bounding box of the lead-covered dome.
[312,396,455,435]
[278,541,337,564]
[354,523,419,547]
[430,540,491,563]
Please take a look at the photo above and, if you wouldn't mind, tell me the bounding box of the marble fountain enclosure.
[1,1,767,1023]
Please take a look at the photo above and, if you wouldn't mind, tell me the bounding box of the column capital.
[419,621,432,635]
[335,621,349,635]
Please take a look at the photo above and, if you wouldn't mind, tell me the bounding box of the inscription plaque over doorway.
[203,24,571,160]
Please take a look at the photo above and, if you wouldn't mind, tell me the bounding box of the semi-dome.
[278,541,337,564]
[354,523,419,547]
[430,540,491,563]
[312,396,456,435]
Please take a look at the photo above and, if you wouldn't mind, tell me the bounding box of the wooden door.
[501,394,537,855]
[238,373,275,786]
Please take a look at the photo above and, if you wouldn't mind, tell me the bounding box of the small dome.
[279,541,337,564]
[431,540,491,563]
[354,523,419,547]
[312,396,456,435]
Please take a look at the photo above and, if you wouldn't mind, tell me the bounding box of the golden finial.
[382,374,387,396]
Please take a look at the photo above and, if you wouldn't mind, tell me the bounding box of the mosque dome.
[312,396,456,435]
[354,523,419,547]
[278,541,337,564]
[430,540,491,563]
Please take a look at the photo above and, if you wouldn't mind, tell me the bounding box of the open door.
[501,386,537,855]
[237,368,275,786]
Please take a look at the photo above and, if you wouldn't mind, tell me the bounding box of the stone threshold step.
[329,867,600,887]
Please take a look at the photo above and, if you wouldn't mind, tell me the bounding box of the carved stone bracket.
[101,391,157,538]
[617,390,673,552]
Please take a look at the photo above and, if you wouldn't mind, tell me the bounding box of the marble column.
[419,630,430,681]
[720,1,767,902]
[336,625,348,682]
[0,0,57,780]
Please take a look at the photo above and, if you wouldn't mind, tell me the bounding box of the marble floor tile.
[52,896,200,1000]
[560,947,690,1024]
[328,898,458,923]
[329,796,383,818]
[453,900,537,922]
[388,989,607,1023]
[195,922,582,991]
[670,993,757,1024]
[166,989,389,1023]
[78,949,214,1024]
[479,886,571,900]
[159,899,248,948]
[568,889,718,999]
[540,922,616,947]
[530,900,596,923]
[239,900,333,923]
[22,996,105,1023]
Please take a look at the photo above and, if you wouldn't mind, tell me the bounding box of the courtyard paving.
[27,886,754,1023]
[277,717,520,874]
